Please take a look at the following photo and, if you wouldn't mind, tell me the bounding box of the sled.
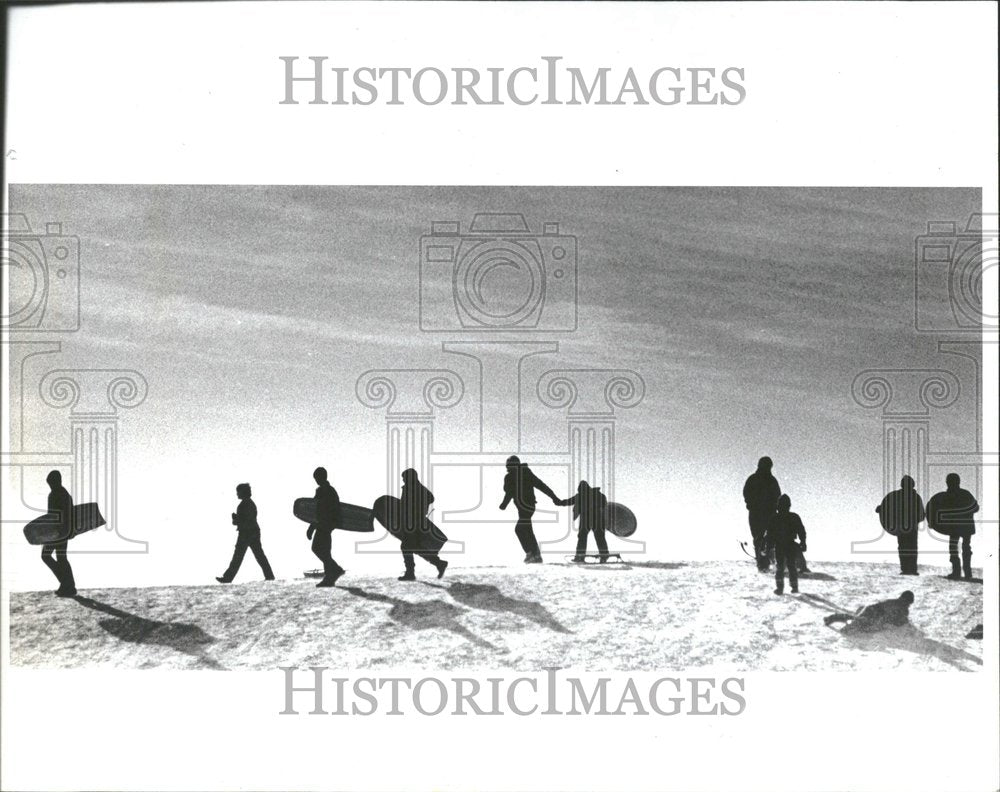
[23,503,105,545]
[372,495,448,552]
[292,498,375,532]
[605,502,637,537]
[563,553,626,565]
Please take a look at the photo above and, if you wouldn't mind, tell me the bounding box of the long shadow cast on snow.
[74,596,223,670]
[344,587,496,650]
[423,582,572,634]
[628,561,687,571]
[798,594,982,671]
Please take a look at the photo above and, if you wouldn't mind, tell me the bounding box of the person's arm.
[499,475,512,510]
[742,477,752,508]
[795,515,807,550]
[916,496,926,524]
[531,472,560,503]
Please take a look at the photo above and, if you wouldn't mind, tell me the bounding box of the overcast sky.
[5,186,982,589]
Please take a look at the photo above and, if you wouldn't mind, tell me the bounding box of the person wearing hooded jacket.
[764,494,806,595]
[499,455,561,564]
[876,475,925,575]
[40,470,76,597]
[559,480,610,563]
[743,456,781,571]
[398,468,447,581]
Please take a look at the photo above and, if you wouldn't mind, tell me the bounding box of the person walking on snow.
[764,494,806,595]
[743,456,781,572]
[216,482,275,584]
[499,455,561,564]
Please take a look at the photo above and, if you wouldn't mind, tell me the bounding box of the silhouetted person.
[216,483,275,584]
[927,473,978,580]
[560,480,610,563]
[824,590,914,634]
[765,494,806,595]
[499,455,560,564]
[876,475,925,575]
[743,456,781,571]
[41,470,76,597]
[398,468,447,581]
[307,467,345,587]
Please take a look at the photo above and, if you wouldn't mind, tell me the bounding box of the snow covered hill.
[7,560,984,672]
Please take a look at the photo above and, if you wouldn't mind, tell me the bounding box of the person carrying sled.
[927,473,978,581]
[824,590,914,634]
[764,494,806,595]
[559,480,610,564]
[876,475,925,575]
[307,467,346,587]
[398,468,447,581]
[40,470,77,597]
[743,456,781,572]
[216,482,275,584]
[499,455,561,564]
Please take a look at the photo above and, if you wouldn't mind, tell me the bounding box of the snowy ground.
[7,560,983,672]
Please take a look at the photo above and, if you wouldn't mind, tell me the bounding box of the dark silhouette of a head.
[900,590,915,604]
[900,475,915,490]
[506,455,521,471]
[236,482,251,499]
[777,494,791,512]
[757,456,773,472]
[313,467,328,485]
[402,468,419,484]
[946,473,961,489]
[46,470,61,489]
[577,480,591,494]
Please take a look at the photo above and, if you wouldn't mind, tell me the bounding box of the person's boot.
[215,576,232,584]
[948,558,962,580]
[526,553,543,564]
[571,556,586,563]
[435,559,448,579]
[397,570,417,581]
[790,584,799,594]
[773,587,784,596]
[962,549,973,580]
[317,567,345,587]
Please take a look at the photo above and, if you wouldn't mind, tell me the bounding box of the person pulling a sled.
[559,480,610,564]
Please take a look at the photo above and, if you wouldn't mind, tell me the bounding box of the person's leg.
[749,512,768,568]
[417,549,448,578]
[248,533,275,580]
[41,545,62,587]
[520,508,540,557]
[573,523,590,560]
[774,549,786,593]
[593,524,610,561]
[221,534,250,582]
[312,530,341,583]
[787,546,798,592]
[961,534,973,579]
[948,536,961,578]
[55,542,75,594]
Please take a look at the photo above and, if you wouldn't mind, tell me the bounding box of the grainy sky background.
[4,186,983,589]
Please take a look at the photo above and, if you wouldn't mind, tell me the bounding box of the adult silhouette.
[560,480,610,563]
[398,468,447,581]
[927,473,978,580]
[765,494,807,595]
[216,483,275,584]
[876,475,925,575]
[499,455,560,564]
[742,456,781,571]
[40,470,76,597]
[307,467,345,587]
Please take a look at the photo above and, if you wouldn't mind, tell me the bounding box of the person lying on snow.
[824,590,914,634]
